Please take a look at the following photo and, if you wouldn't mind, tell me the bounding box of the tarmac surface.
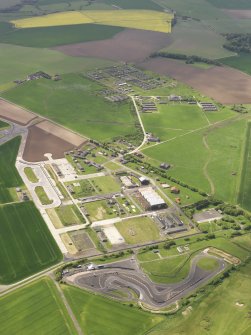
[65,253,226,308]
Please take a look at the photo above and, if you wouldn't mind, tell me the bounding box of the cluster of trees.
[223,33,251,53]
[151,52,222,66]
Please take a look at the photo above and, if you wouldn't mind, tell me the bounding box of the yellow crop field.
[11,10,173,33]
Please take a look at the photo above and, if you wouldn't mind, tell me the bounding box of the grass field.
[84,200,117,222]
[116,217,160,244]
[101,0,163,10]
[35,186,53,205]
[24,167,39,183]
[67,176,120,198]
[0,278,77,335]
[238,122,251,211]
[62,285,164,335]
[161,20,235,59]
[55,204,85,226]
[207,0,251,9]
[3,73,138,141]
[0,137,24,204]
[197,257,219,271]
[149,261,251,335]
[0,120,9,129]
[0,202,62,284]
[221,53,251,76]
[0,22,123,48]
[143,117,247,203]
[12,10,173,33]
[0,43,115,86]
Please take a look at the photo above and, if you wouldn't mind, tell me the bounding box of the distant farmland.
[0,278,77,334]
[12,10,173,33]
[0,202,62,284]
[238,122,251,211]
[0,137,23,204]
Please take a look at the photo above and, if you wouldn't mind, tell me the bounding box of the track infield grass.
[62,284,164,335]
[0,277,77,335]
[0,202,62,284]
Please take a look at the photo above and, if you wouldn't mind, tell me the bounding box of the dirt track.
[0,99,36,125]
[53,28,172,62]
[138,58,251,104]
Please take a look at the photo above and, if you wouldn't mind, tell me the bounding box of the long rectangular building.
[139,187,166,210]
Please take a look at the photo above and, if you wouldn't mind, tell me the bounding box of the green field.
[221,53,251,76]
[0,278,77,335]
[0,120,9,129]
[116,217,160,244]
[207,0,251,9]
[0,137,23,204]
[0,43,115,86]
[3,73,139,141]
[149,261,251,335]
[100,0,163,10]
[238,122,251,211]
[55,204,84,226]
[0,22,123,48]
[143,117,246,203]
[67,176,121,198]
[35,186,53,205]
[24,167,39,183]
[197,257,219,271]
[161,20,235,59]
[84,199,117,222]
[62,285,164,335]
[0,202,62,284]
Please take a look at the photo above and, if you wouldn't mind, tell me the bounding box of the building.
[120,176,134,188]
[193,209,223,223]
[139,176,150,185]
[139,187,167,210]
[170,186,180,194]
[160,163,170,170]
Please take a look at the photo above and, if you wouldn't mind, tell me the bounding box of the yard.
[115,217,160,244]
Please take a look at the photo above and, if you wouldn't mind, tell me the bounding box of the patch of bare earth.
[138,58,251,104]
[0,99,36,125]
[223,9,251,19]
[23,122,86,162]
[36,120,85,147]
[53,28,173,62]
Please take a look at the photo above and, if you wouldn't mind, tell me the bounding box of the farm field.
[99,0,163,11]
[221,53,251,76]
[207,0,251,9]
[0,136,24,204]
[148,261,251,335]
[12,10,173,33]
[0,278,77,335]
[115,217,160,244]
[139,58,251,104]
[238,122,251,211]
[0,202,62,284]
[143,117,246,202]
[0,43,115,86]
[62,285,164,335]
[3,74,139,141]
[0,23,123,48]
[161,20,235,59]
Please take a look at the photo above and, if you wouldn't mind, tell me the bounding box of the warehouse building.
[139,187,167,210]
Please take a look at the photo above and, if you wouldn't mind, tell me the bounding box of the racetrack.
[65,253,226,308]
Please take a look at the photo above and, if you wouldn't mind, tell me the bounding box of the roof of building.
[139,187,166,207]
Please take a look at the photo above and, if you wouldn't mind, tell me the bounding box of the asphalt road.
[65,253,226,308]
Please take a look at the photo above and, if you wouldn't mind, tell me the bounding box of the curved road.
[66,253,226,308]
